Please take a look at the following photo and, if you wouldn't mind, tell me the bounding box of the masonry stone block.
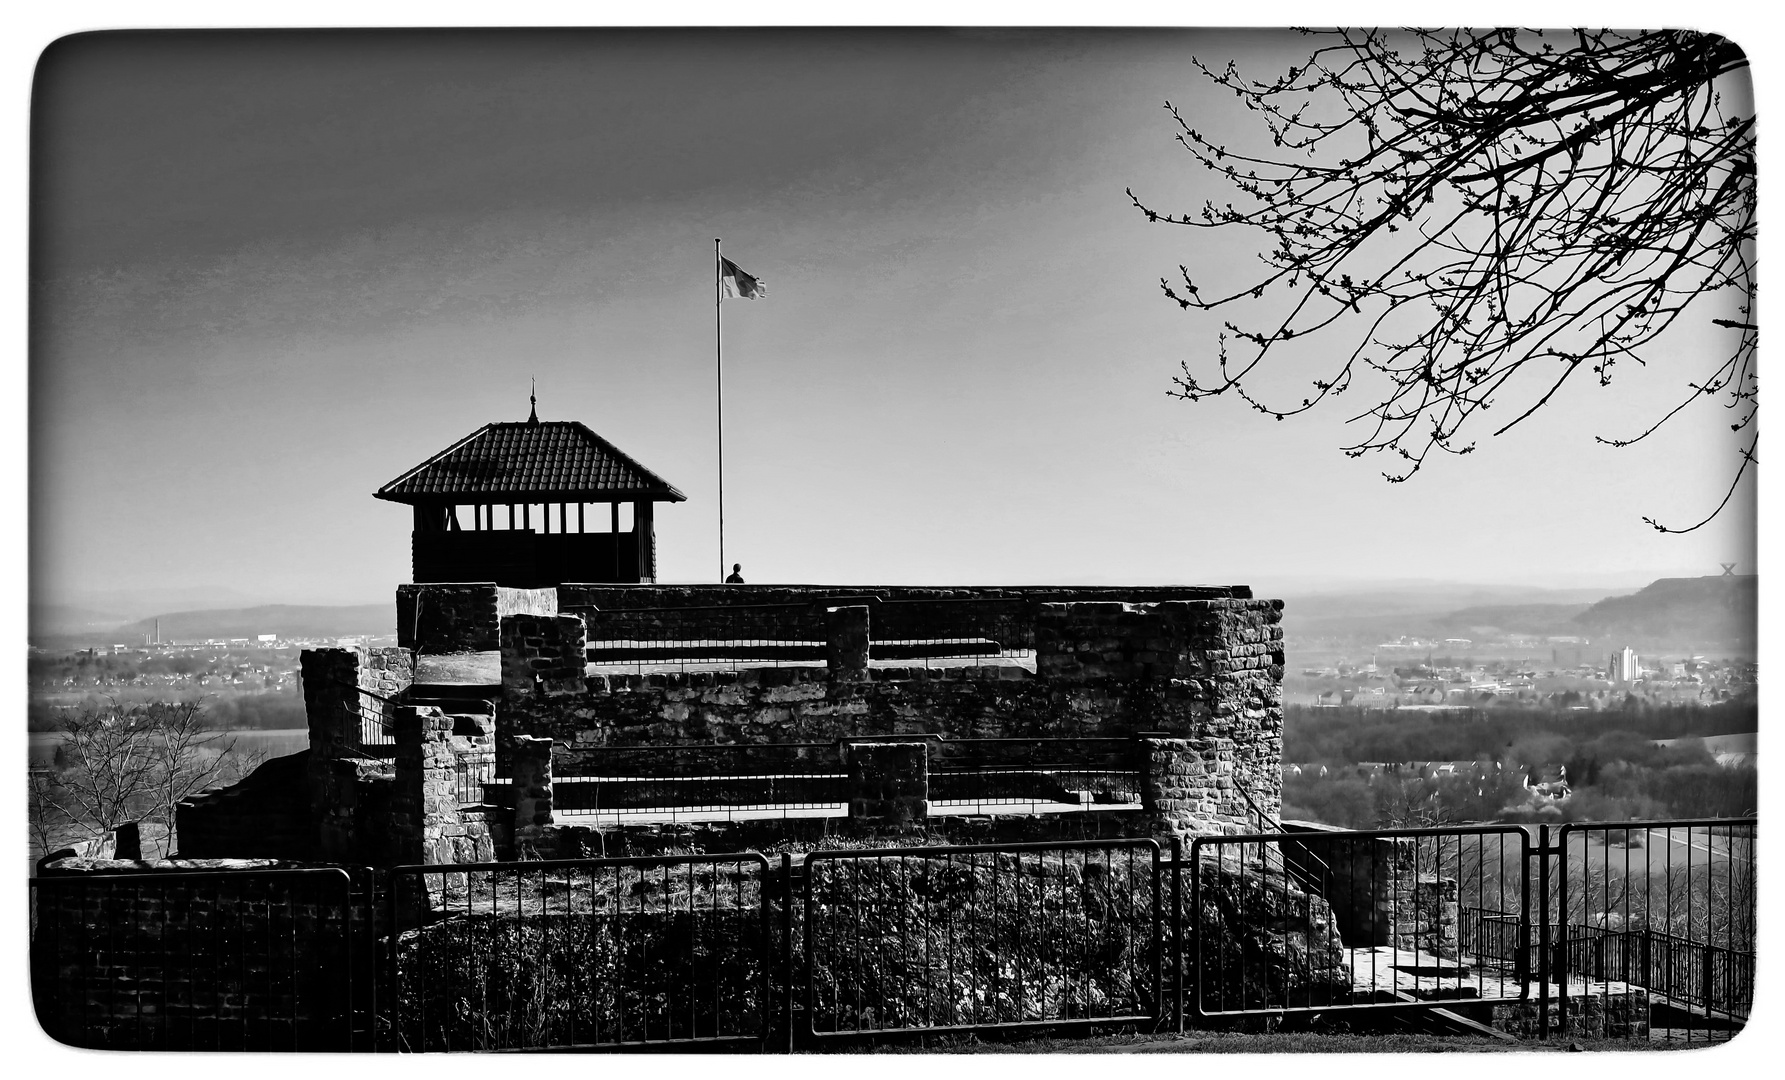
[846,740,928,825]
[397,583,501,652]
[827,605,870,680]
[512,735,555,850]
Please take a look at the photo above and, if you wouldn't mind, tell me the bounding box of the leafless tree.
[1130,29,1754,532]
[27,768,81,858]
[31,699,264,854]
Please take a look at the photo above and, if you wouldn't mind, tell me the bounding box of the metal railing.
[323,676,399,750]
[927,738,1143,809]
[30,867,364,1051]
[31,819,1758,1050]
[580,597,1042,672]
[1234,785,1332,898]
[869,598,1036,664]
[1191,825,1534,1017]
[801,840,1163,1041]
[452,751,497,806]
[553,743,848,818]
[1556,819,1756,1040]
[583,603,828,673]
[385,854,774,1051]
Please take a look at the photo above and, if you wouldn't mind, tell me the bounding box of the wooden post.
[636,501,654,581]
[577,502,585,533]
[611,502,621,580]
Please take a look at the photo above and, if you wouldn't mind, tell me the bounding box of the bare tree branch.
[1131,29,1755,528]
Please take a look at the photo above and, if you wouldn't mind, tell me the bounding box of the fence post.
[1705,943,1717,1015]
[781,852,795,1054]
[1172,835,1184,1033]
[1538,824,1552,1040]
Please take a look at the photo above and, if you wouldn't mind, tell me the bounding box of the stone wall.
[1490,992,1650,1040]
[391,705,494,867]
[1142,736,1246,837]
[845,740,928,825]
[558,583,1251,614]
[175,752,317,861]
[1283,831,1461,957]
[1039,599,1285,825]
[300,648,361,754]
[499,613,587,698]
[397,582,500,652]
[494,597,1285,838]
[362,646,413,698]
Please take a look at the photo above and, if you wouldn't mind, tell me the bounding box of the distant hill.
[1279,575,1756,655]
[1424,603,1592,638]
[111,604,394,643]
[29,603,133,637]
[1281,584,1616,642]
[1573,575,1756,652]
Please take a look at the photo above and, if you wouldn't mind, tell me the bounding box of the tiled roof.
[375,421,686,503]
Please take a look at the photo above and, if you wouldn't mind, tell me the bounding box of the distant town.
[1287,643,1757,710]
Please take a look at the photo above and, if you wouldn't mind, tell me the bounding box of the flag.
[720,257,767,300]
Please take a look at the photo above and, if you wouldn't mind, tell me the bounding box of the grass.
[844,1029,1704,1053]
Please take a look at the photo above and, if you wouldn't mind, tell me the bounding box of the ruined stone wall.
[362,646,413,698]
[558,583,1250,614]
[175,752,317,861]
[496,597,1285,838]
[300,648,361,753]
[499,613,586,697]
[1282,831,1461,957]
[397,583,500,652]
[390,706,494,867]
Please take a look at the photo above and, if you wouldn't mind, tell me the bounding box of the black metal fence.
[579,597,1040,672]
[802,840,1163,1041]
[452,751,497,806]
[1556,819,1756,1040]
[583,604,827,672]
[324,676,398,750]
[385,854,775,1051]
[30,867,365,1051]
[31,819,1757,1051]
[553,743,848,818]
[870,598,1035,664]
[927,739,1143,809]
[1192,825,1533,1017]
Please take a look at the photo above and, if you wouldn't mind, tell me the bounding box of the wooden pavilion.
[375,408,685,587]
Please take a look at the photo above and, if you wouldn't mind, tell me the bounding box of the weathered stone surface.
[398,583,500,652]
[500,613,586,698]
[827,605,870,680]
[846,740,928,824]
[1279,831,1461,958]
[1190,854,1352,1010]
[511,735,555,851]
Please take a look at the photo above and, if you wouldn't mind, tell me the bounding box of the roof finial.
[528,377,538,424]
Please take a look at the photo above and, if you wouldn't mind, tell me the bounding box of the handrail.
[1232,781,1333,891]
[322,675,403,709]
[318,676,398,739]
[1235,781,1285,832]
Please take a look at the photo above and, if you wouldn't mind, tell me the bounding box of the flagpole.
[715,238,725,584]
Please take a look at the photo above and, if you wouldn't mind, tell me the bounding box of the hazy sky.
[29,28,1757,613]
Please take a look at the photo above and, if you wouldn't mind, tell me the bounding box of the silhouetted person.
[725,563,745,583]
